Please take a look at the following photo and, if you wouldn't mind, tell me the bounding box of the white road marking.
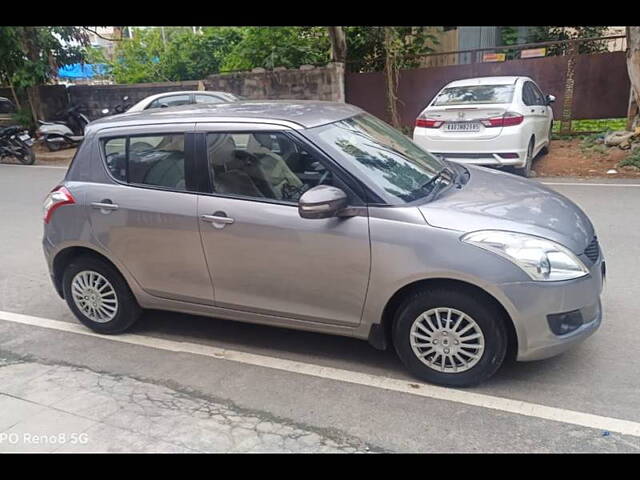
[0,163,67,170]
[1,309,640,438]
[540,181,640,187]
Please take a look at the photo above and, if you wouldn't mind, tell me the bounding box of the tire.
[513,138,534,177]
[45,137,63,152]
[17,145,35,165]
[62,255,141,334]
[392,287,508,388]
[540,124,552,155]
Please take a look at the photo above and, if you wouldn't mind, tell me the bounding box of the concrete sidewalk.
[0,355,369,453]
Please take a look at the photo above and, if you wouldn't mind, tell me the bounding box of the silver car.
[42,101,605,387]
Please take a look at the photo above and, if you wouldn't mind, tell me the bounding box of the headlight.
[461,230,589,281]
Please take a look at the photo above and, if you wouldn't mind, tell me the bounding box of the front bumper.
[500,256,605,362]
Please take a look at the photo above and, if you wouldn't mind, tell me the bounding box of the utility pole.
[161,26,166,45]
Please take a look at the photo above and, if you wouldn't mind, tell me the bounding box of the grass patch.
[619,150,640,169]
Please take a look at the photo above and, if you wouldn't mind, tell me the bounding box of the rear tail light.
[480,112,524,128]
[415,117,444,128]
[43,185,75,224]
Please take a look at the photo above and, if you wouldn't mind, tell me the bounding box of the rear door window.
[102,133,187,191]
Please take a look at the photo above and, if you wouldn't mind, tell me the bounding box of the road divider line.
[540,181,640,187]
[0,163,67,170]
[2,309,640,438]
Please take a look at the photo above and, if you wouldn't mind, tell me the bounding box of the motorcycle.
[36,104,90,151]
[0,125,36,165]
[101,96,132,117]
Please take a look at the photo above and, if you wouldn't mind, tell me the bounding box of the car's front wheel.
[62,255,141,334]
[393,287,508,387]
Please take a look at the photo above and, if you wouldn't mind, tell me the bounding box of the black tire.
[392,287,508,388]
[62,255,141,334]
[513,138,534,177]
[17,145,35,165]
[45,137,63,152]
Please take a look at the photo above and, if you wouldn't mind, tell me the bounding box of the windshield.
[307,113,447,204]
[433,84,515,106]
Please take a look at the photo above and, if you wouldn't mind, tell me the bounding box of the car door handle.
[200,213,235,227]
[91,201,119,211]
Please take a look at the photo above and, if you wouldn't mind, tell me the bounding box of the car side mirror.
[298,185,349,219]
[546,94,556,105]
[159,103,169,108]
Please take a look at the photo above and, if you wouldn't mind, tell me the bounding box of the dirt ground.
[533,138,640,178]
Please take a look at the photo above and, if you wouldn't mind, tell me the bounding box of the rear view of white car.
[413,76,555,177]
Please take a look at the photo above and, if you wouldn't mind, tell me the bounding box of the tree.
[327,27,347,63]
[627,27,640,130]
[0,27,88,123]
[344,27,439,73]
[220,27,330,72]
[528,26,609,55]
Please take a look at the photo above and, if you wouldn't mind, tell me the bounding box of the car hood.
[417,165,594,253]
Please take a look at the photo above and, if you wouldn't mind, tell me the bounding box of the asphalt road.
[1,162,640,452]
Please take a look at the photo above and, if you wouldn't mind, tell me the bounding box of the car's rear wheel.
[62,255,141,334]
[540,124,552,155]
[513,138,534,177]
[392,287,508,387]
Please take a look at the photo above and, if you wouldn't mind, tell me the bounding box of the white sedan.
[126,90,240,113]
[412,76,555,177]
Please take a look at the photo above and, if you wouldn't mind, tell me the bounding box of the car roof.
[87,100,364,133]
[444,76,529,88]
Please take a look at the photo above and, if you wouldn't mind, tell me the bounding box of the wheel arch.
[52,246,127,300]
[369,278,519,361]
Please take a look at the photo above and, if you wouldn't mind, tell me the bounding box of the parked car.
[43,101,603,387]
[413,76,555,177]
[0,97,17,127]
[126,90,241,113]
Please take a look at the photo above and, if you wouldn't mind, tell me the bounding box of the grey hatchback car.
[43,101,605,387]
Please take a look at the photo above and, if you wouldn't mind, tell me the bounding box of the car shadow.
[127,308,575,390]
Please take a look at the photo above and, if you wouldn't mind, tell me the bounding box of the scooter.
[36,104,90,151]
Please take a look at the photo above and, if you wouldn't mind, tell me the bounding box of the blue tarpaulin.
[58,63,109,79]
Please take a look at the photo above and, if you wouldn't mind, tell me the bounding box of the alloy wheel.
[409,307,485,373]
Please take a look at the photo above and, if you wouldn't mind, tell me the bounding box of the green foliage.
[220,27,330,72]
[619,149,640,169]
[345,27,439,73]
[579,133,608,155]
[552,118,627,135]
[109,28,167,83]
[11,107,36,130]
[529,27,609,55]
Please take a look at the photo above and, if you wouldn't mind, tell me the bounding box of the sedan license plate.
[19,134,31,141]
[445,122,481,132]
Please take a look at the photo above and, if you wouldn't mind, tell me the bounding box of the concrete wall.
[204,63,345,102]
[0,85,68,120]
[69,81,203,120]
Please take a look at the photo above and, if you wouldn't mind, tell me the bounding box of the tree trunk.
[384,27,402,129]
[8,79,22,110]
[327,27,347,63]
[626,27,640,130]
